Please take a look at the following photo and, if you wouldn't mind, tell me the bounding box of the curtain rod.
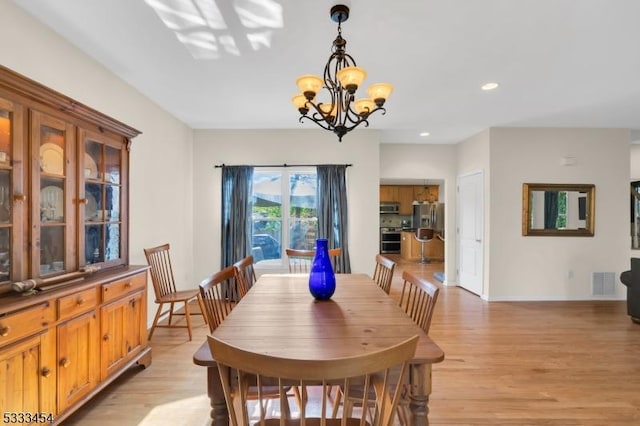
[214,163,352,168]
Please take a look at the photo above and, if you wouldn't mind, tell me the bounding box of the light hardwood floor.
[63,258,640,425]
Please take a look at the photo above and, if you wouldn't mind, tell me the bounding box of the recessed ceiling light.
[419,132,430,137]
[481,82,499,91]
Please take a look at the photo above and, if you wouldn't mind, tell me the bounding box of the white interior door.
[457,171,484,296]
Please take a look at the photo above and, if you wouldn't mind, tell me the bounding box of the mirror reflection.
[522,183,595,236]
[631,181,640,249]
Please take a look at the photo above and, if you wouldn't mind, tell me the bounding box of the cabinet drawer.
[58,287,98,321]
[0,302,55,346]
[102,273,146,303]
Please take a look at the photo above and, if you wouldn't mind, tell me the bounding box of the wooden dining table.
[193,273,445,425]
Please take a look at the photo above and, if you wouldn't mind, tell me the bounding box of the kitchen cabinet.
[0,309,57,418]
[401,231,445,262]
[401,231,421,261]
[380,184,440,212]
[397,186,415,215]
[57,310,99,412]
[100,273,147,380]
[379,185,398,202]
[0,267,150,424]
[0,65,150,424]
[414,185,439,203]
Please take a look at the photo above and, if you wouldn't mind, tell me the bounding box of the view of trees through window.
[251,169,317,264]
[555,191,567,228]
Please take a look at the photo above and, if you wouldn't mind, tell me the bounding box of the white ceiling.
[11,0,640,144]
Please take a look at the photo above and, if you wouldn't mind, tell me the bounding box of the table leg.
[206,365,229,425]
[408,363,432,426]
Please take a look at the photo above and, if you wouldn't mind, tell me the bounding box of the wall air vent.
[592,272,616,296]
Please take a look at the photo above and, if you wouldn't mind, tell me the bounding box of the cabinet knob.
[124,282,132,288]
[41,367,52,378]
[59,357,70,368]
[0,325,10,337]
[103,333,110,341]
[76,297,84,305]
[78,198,89,205]
[13,194,26,202]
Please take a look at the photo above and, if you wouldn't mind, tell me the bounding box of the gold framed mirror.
[522,183,595,236]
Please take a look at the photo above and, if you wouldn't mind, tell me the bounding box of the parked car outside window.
[252,234,281,261]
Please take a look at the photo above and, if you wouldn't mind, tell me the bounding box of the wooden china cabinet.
[0,65,150,424]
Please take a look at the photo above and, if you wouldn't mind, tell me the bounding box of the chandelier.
[291,5,393,142]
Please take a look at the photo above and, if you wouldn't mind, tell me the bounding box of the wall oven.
[380,227,401,254]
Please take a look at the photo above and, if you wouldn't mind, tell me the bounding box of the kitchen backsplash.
[380,214,412,228]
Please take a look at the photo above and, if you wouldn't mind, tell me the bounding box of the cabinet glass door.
[82,131,125,267]
[31,111,75,277]
[0,106,12,283]
[0,97,24,283]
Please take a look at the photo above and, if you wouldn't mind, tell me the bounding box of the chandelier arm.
[306,101,337,127]
[345,105,387,125]
[342,52,357,66]
[299,115,333,131]
[350,118,371,130]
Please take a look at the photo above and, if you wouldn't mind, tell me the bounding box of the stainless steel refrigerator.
[412,202,445,235]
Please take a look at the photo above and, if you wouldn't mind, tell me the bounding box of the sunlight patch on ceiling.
[144,0,282,59]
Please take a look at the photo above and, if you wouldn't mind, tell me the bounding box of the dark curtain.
[316,165,351,273]
[544,191,559,229]
[221,166,253,267]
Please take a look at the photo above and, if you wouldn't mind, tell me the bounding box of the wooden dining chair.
[200,265,301,415]
[144,243,205,341]
[198,265,242,332]
[372,254,396,294]
[286,247,342,273]
[398,270,440,334]
[395,270,441,424]
[208,333,419,426]
[232,255,256,298]
[333,270,441,423]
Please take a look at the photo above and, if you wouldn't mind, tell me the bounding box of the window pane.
[289,173,317,250]
[0,228,10,282]
[106,185,120,221]
[251,169,318,265]
[556,191,567,229]
[105,224,120,261]
[252,171,282,262]
[41,226,64,274]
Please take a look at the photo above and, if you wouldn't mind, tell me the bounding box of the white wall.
[488,128,629,300]
[192,129,381,282]
[1,1,195,324]
[631,145,640,180]
[379,143,457,284]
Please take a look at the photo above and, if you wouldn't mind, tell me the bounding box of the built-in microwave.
[380,202,400,214]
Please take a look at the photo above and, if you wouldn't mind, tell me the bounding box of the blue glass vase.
[308,238,336,300]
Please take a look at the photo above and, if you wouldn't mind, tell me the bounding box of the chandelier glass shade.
[292,5,393,141]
